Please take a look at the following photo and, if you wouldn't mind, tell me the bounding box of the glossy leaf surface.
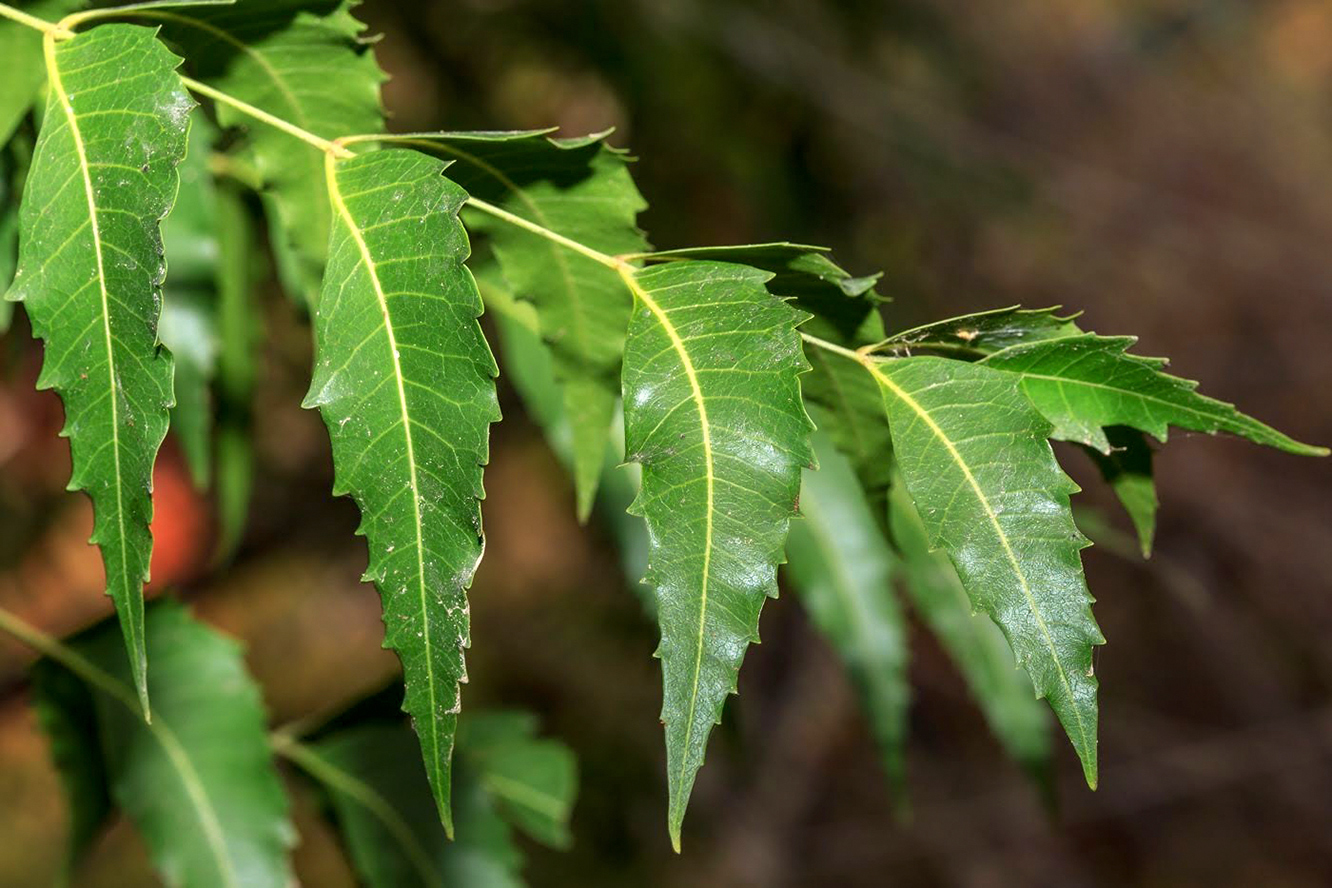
[304,148,499,833]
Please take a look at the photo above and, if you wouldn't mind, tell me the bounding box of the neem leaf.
[645,244,893,521]
[457,711,578,850]
[1084,426,1158,558]
[286,713,576,888]
[785,434,909,799]
[161,112,220,487]
[34,603,294,888]
[0,0,82,147]
[869,356,1102,786]
[620,259,812,848]
[30,657,113,874]
[7,24,190,714]
[888,480,1052,780]
[981,332,1328,456]
[436,130,649,520]
[304,148,499,834]
[877,305,1081,358]
[154,0,386,303]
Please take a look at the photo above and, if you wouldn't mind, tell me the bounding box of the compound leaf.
[436,130,648,520]
[304,148,499,835]
[870,356,1101,786]
[786,434,908,799]
[981,332,1328,456]
[34,602,295,888]
[7,23,190,714]
[154,0,386,303]
[620,259,812,848]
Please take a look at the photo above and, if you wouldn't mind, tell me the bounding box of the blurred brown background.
[2,0,1332,885]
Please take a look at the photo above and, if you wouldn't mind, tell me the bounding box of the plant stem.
[0,605,141,713]
[463,196,626,271]
[798,331,869,364]
[180,76,353,159]
[0,1,72,37]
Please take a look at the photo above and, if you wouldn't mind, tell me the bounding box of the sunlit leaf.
[621,258,812,848]
[870,356,1101,786]
[7,24,190,712]
[304,148,499,833]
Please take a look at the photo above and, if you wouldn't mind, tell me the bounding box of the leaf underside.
[35,603,295,888]
[621,259,812,848]
[438,130,649,520]
[8,24,190,713]
[305,148,499,835]
[871,356,1102,786]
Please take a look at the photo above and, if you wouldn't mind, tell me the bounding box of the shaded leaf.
[0,0,82,147]
[482,265,649,601]
[304,148,499,834]
[35,603,294,888]
[7,23,190,712]
[436,130,648,520]
[786,434,908,799]
[620,259,812,847]
[155,0,385,303]
[30,658,113,875]
[286,712,575,888]
[870,356,1101,786]
[981,332,1328,456]
[888,479,1052,780]
[160,113,220,487]
[1083,426,1158,558]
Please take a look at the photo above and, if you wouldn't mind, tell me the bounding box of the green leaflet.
[32,603,295,888]
[0,0,82,147]
[870,356,1101,786]
[482,268,650,597]
[876,305,1081,358]
[304,148,499,834]
[647,244,893,523]
[152,0,385,303]
[785,435,908,800]
[160,112,220,488]
[1084,427,1158,558]
[457,711,577,850]
[888,480,1052,780]
[980,332,1328,456]
[434,130,648,521]
[620,259,813,848]
[285,713,575,888]
[212,178,258,560]
[30,655,113,874]
[7,24,190,714]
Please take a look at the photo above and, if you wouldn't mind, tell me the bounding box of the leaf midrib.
[621,266,714,828]
[324,154,442,799]
[44,31,140,700]
[867,362,1093,765]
